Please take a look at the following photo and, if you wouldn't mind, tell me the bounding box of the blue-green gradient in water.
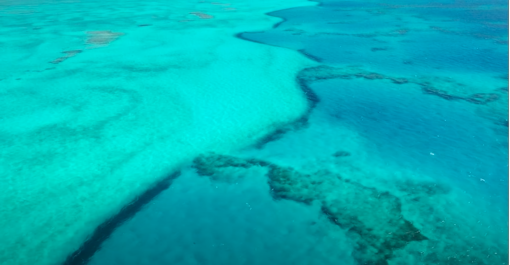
[1,0,507,264]
[86,1,508,265]
[239,0,509,196]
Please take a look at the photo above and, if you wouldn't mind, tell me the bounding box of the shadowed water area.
[0,0,508,264]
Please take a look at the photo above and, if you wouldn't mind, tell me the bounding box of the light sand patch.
[0,0,318,264]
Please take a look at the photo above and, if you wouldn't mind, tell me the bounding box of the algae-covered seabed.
[1,0,508,265]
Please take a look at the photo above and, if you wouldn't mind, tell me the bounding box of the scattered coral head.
[50,50,82,64]
[190,12,214,19]
[86,30,124,47]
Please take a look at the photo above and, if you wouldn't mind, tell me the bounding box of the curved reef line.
[232,3,322,149]
[234,0,323,149]
[0,0,319,264]
[192,153,431,265]
[192,153,508,265]
[58,0,320,264]
[228,1,509,264]
[63,172,181,265]
[252,71,321,148]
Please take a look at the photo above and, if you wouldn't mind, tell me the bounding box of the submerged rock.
[86,30,124,47]
[371,47,388,52]
[466,93,500,104]
[193,153,432,264]
[332,151,351,157]
[50,50,82,64]
[299,65,504,106]
[190,12,214,19]
[192,153,508,265]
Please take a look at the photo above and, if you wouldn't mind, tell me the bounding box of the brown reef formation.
[190,12,214,19]
[190,153,507,265]
[298,65,503,105]
[193,153,428,264]
[86,30,124,47]
[50,50,82,64]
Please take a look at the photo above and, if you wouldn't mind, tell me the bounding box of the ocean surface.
[0,0,508,265]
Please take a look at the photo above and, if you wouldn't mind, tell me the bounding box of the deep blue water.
[247,0,508,75]
[241,0,509,193]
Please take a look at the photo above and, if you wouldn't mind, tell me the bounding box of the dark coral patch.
[465,93,500,104]
[86,31,124,46]
[298,49,323,62]
[333,151,351,157]
[420,88,501,105]
[253,116,310,149]
[192,153,253,176]
[50,50,82,64]
[421,86,463,101]
[371,47,388,52]
[190,12,214,19]
[64,171,181,265]
[299,65,503,105]
[193,153,430,265]
[494,119,509,127]
[192,153,509,264]
[252,77,319,149]
[389,77,408,84]
[250,68,320,149]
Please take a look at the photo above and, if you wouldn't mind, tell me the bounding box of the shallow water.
[0,0,508,264]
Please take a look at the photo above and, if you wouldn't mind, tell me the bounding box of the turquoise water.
[0,0,508,264]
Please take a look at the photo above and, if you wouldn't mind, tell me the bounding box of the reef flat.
[0,0,316,264]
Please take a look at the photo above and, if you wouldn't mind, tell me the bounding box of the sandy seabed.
[0,0,317,264]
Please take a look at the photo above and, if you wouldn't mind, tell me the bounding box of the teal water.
[0,0,508,264]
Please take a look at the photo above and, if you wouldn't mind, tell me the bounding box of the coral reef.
[192,153,508,265]
[371,47,388,52]
[253,116,310,149]
[332,151,351,157]
[297,65,503,105]
[50,50,82,64]
[193,154,423,264]
[64,172,181,265]
[190,12,214,19]
[251,69,320,149]
[430,25,508,43]
[86,30,124,47]
[267,166,428,264]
